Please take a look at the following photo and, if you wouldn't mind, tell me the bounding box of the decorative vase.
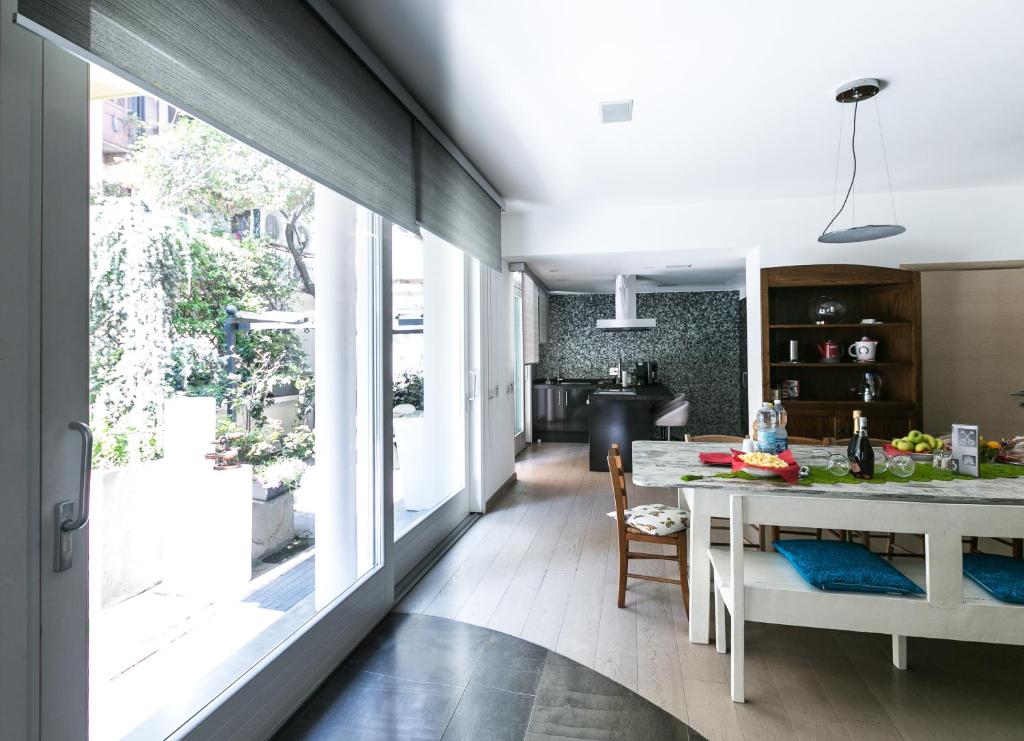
[810,295,847,324]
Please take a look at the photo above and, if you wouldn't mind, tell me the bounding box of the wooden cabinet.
[762,265,922,440]
[781,401,916,441]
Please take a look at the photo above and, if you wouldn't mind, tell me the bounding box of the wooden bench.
[709,492,1024,703]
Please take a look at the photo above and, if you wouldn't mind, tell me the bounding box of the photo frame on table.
[952,424,980,477]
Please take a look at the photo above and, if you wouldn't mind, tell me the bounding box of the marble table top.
[631,441,1024,506]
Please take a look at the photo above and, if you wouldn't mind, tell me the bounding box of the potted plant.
[252,457,307,501]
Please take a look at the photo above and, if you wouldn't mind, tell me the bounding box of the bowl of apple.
[885,430,945,462]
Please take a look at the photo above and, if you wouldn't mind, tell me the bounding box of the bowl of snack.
[737,451,792,478]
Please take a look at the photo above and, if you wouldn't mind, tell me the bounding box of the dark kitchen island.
[588,384,673,472]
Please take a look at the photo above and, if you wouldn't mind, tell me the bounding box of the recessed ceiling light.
[665,264,692,269]
[600,99,633,124]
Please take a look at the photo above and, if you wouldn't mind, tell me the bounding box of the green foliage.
[133,116,313,224]
[89,114,316,467]
[393,370,424,410]
[282,425,316,461]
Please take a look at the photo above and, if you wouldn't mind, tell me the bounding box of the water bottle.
[773,400,789,453]
[756,402,778,454]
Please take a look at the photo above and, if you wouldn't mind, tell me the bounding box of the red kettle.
[816,339,841,362]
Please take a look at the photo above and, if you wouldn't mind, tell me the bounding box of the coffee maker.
[859,371,883,402]
[634,360,658,385]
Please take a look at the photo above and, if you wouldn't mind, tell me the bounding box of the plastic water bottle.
[756,402,778,453]
[773,400,789,453]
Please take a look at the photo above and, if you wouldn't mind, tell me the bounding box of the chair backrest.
[684,434,744,443]
[789,436,830,446]
[830,437,890,447]
[607,444,628,527]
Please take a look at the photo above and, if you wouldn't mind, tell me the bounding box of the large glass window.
[87,67,381,739]
[391,226,467,538]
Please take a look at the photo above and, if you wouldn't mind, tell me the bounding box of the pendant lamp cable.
[875,98,899,224]
[831,105,844,212]
[821,99,858,236]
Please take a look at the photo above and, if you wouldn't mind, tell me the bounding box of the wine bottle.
[850,416,874,480]
[846,410,862,460]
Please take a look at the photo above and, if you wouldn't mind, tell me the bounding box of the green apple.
[907,430,924,443]
[915,442,932,453]
[897,441,915,452]
[891,438,901,448]
[923,434,936,447]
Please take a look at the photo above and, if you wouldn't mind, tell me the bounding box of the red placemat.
[698,452,733,466]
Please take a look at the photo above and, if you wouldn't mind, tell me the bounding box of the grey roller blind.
[414,123,501,271]
[522,274,539,365]
[19,0,417,231]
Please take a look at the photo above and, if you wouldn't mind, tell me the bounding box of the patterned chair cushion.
[773,540,925,595]
[605,503,688,536]
[963,553,1024,604]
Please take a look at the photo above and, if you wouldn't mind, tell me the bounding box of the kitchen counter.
[588,383,673,472]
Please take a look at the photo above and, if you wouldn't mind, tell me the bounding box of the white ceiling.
[525,250,747,293]
[332,0,1024,215]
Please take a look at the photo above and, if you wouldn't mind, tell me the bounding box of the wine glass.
[887,453,916,478]
[827,453,850,477]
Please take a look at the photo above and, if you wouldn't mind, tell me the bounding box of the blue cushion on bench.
[963,553,1024,604]
[773,540,925,595]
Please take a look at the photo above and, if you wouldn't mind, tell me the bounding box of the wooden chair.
[684,434,743,443]
[608,444,689,616]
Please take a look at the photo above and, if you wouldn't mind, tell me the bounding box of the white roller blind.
[522,274,539,365]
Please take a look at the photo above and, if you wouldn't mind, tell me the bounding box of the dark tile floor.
[275,612,704,740]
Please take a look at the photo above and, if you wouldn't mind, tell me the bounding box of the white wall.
[503,183,1024,431]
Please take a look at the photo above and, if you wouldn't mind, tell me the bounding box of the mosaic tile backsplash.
[537,291,747,437]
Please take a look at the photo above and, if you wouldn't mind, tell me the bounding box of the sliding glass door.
[390,226,473,581]
[36,52,390,740]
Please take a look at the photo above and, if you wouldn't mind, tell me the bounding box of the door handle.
[54,421,92,572]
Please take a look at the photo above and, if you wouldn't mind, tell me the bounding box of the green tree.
[133,116,316,295]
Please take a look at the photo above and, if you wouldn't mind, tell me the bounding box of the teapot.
[816,339,841,362]
[848,336,879,363]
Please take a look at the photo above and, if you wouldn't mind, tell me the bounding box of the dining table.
[630,440,1024,644]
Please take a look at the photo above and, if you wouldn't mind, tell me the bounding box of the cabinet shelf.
[769,362,907,368]
[769,322,911,329]
[781,400,913,408]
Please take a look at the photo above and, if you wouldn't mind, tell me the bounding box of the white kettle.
[848,336,878,363]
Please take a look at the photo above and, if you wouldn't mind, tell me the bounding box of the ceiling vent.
[600,99,633,124]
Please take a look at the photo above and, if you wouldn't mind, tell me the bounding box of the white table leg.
[892,634,907,670]
[679,487,711,643]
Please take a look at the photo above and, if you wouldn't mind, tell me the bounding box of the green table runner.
[680,463,1024,486]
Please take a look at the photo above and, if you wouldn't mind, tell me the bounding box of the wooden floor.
[397,443,1024,741]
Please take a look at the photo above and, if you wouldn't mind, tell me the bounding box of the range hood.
[596,275,656,331]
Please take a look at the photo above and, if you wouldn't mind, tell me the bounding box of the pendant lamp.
[818,78,905,244]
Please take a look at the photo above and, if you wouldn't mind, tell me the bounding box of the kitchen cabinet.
[564,384,595,433]
[532,382,596,442]
[532,384,564,434]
